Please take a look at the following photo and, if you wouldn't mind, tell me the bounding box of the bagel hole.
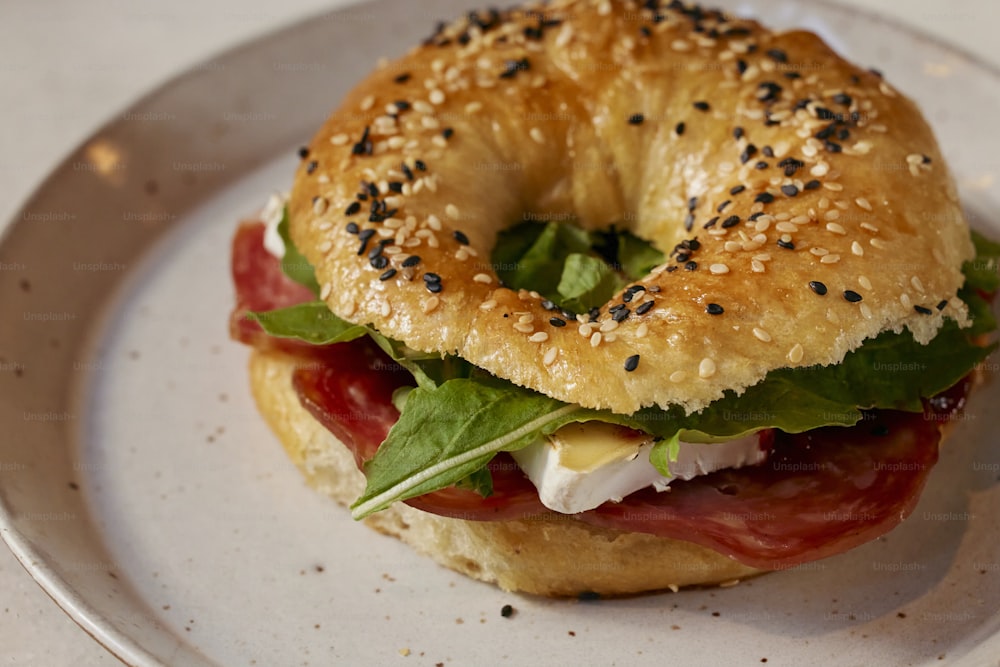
[490,220,665,316]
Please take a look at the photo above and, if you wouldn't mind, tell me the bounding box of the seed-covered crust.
[289,0,972,414]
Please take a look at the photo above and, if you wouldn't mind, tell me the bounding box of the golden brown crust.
[249,348,763,596]
[290,0,972,415]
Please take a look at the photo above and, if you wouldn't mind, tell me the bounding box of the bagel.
[249,348,762,596]
[230,0,997,596]
[289,0,972,416]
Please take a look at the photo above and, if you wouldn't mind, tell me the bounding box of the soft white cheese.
[261,192,289,259]
[510,421,768,514]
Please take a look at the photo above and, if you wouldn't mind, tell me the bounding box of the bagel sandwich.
[229,0,1000,596]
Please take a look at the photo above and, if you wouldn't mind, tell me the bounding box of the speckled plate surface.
[1,0,999,665]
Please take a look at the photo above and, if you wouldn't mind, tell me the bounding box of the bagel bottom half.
[248,349,763,597]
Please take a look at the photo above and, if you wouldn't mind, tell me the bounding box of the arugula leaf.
[617,230,666,278]
[367,330,473,390]
[966,230,1000,292]
[277,207,321,295]
[248,302,367,344]
[350,380,585,517]
[557,253,625,312]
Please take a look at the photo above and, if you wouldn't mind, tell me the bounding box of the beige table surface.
[1,0,998,665]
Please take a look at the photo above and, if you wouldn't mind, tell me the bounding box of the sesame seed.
[820,254,841,264]
[851,241,864,256]
[858,275,873,290]
[777,238,795,250]
[600,320,619,333]
[693,101,710,111]
[513,322,533,333]
[675,122,686,135]
[429,89,445,105]
[870,238,888,250]
[379,300,392,317]
[752,327,772,342]
[697,357,717,378]
[530,127,545,144]
[669,370,688,383]
[624,354,640,372]
[635,300,654,315]
[809,280,828,295]
[590,332,603,347]
[843,290,863,303]
[788,342,804,363]
[826,222,846,235]
[722,215,741,228]
[914,305,933,315]
[636,323,649,338]
[628,113,645,125]
[775,222,798,233]
[549,317,566,327]
[528,332,549,343]
[445,204,460,220]
[479,299,497,311]
[422,296,440,314]
[910,276,926,293]
[860,222,879,233]
[781,184,799,197]
[543,347,558,366]
[453,230,470,245]
[379,268,397,281]
[937,300,948,311]
[706,303,724,315]
[810,247,829,257]
[755,192,775,204]
[855,197,872,211]
[473,273,492,284]
[709,263,730,275]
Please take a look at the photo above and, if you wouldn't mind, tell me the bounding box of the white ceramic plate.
[2,0,999,665]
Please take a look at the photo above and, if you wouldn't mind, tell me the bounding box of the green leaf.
[616,230,666,279]
[351,380,584,518]
[367,330,473,390]
[557,253,625,312]
[248,302,367,344]
[648,431,682,478]
[277,207,321,295]
[965,229,1000,292]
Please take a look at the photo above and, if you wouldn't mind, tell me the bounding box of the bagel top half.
[288,0,972,415]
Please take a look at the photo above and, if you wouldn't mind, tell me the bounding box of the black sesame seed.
[639,25,651,37]
[345,201,361,216]
[688,197,698,211]
[762,145,774,158]
[736,59,748,76]
[757,81,783,103]
[442,127,454,139]
[748,212,764,221]
[358,228,375,242]
[379,268,397,281]
[914,305,933,315]
[684,213,694,232]
[423,272,441,283]
[729,185,746,195]
[612,308,631,323]
[367,244,384,260]
[936,300,948,311]
[666,266,678,272]
[722,215,741,228]
[824,141,843,153]
[922,154,932,164]
[394,72,411,83]
[414,159,427,171]
[733,126,744,140]
[609,303,627,313]
[366,181,379,197]
[803,179,821,190]
[676,252,690,263]
[766,48,788,63]
[781,184,799,197]
[394,100,411,112]
[777,239,795,250]
[636,300,655,315]
[541,299,557,311]
[755,192,775,204]
[843,290,863,303]
[716,200,731,213]
[740,144,758,164]
[693,101,710,111]
[624,354,640,372]
[306,160,318,174]
[675,122,686,135]
[832,93,852,106]
[387,181,404,193]
[297,146,310,159]
[401,255,421,267]
[401,162,414,180]
[755,161,769,170]
[628,113,645,125]
[703,216,719,229]
[370,255,389,270]
[808,280,828,295]
[345,222,359,234]
[784,71,801,79]
[549,317,566,327]
[453,230,470,245]
[706,303,724,315]
[685,261,698,271]
[838,128,850,141]
[425,281,442,293]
